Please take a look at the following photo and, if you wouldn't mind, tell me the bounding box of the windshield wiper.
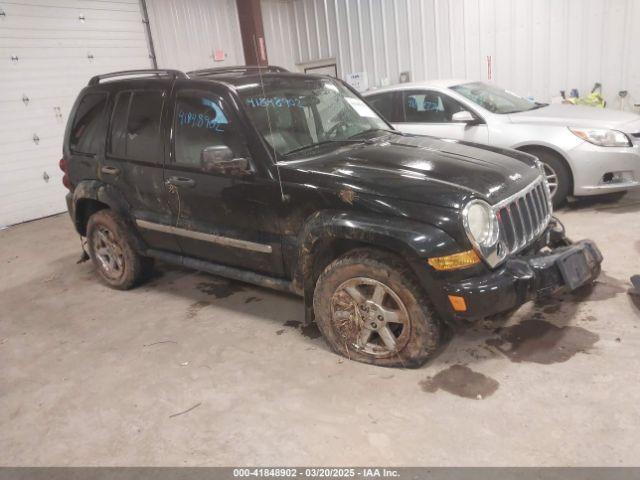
[282,138,372,157]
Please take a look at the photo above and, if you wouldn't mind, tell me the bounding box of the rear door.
[394,89,489,143]
[161,83,285,275]
[102,82,179,252]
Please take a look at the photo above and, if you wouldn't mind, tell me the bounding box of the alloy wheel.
[92,226,125,281]
[330,277,410,358]
[543,162,559,198]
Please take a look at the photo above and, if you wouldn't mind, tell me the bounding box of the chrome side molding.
[135,219,273,254]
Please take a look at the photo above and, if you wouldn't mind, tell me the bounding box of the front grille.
[495,177,552,255]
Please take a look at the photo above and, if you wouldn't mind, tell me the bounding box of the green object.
[569,91,606,108]
[567,83,606,108]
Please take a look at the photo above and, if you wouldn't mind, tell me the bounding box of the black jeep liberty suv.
[61,67,603,367]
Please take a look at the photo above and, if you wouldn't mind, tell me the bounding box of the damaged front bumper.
[441,237,603,321]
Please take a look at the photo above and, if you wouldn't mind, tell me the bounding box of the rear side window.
[70,93,107,155]
[367,92,396,121]
[108,90,164,162]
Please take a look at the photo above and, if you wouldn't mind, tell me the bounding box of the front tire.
[528,149,571,208]
[313,248,441,368]
[86,209,153,290]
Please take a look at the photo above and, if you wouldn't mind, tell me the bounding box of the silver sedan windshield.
[451,82,543,114]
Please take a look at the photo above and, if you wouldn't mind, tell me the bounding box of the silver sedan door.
[393,89,489,144]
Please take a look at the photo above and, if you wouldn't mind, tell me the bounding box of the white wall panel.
[262,0,298,70]
[262,0,640,108]
[145,0,244,72]
[0,0,152,227]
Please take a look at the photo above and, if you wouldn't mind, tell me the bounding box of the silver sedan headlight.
[462,200,500,250]
[568,127,632,147]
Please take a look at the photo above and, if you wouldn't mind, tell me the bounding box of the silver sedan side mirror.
[451,110,476,123]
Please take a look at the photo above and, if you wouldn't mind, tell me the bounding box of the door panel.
[164,87,284,275]
[102,86,179,252]
[394,90,489,144]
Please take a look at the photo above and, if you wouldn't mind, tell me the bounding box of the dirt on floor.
[0,192,639,466]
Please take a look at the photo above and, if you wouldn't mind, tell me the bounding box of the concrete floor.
[1,192,639,467]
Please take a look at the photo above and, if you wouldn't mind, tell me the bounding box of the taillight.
[59,157,73,191]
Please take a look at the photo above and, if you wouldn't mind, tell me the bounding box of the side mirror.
[452,110,478,124]
[201,145,251,176]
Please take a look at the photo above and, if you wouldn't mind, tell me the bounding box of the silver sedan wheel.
[543,162,559,198]
[330,277,410,358]
[92,226,125,281]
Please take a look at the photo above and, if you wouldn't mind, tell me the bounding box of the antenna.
[252,35,286,202]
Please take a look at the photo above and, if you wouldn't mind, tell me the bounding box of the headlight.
[568,127,631,147]
[462,200,499,248]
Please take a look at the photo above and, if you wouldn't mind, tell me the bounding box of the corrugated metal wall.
[146,0,244,72]
[262,0,640,108]
[262,0,299,71]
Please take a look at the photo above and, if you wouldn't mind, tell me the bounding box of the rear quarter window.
[70,92,108,155]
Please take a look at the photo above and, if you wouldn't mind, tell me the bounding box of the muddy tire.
[313,248,441,368]
[86,209,153,290]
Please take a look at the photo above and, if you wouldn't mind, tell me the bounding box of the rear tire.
[86,209,153,290]
[313,248,441,368]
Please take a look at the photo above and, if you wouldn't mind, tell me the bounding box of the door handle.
[167,176,196,188]
[101,166,120,175]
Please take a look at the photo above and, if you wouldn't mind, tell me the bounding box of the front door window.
[173,92,248,170]
[400,90,465,123]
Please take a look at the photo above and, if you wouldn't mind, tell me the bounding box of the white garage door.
[0,0,153,228]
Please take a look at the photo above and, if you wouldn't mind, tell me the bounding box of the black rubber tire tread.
[313,248,441,368]
[527,148,571,208]
[86,209,151,290]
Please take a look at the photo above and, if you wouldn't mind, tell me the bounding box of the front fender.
[294,210,462,323]
[298,210,461,261]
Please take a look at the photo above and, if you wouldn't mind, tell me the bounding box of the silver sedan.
[364,80,640,206]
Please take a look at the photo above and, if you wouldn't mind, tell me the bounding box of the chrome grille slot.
[526,191,540,227]
[498,206,517,251]
[494,177,552,256]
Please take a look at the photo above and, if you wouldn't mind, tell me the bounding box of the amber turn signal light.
[448,295,467,312]
[427,250,480,271]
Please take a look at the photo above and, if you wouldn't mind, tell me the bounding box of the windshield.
[237,76,389,157]
[450,81,542,114]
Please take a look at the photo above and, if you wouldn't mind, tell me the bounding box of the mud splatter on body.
[420,365,499,399]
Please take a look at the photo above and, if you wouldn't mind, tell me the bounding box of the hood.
[279,133,541,210]
[509,104,640,132]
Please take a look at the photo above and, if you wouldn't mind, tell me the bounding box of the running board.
[146,249,299,295]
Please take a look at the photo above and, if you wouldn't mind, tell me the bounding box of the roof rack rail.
[88,69,188,86]
[188,65,288,77]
